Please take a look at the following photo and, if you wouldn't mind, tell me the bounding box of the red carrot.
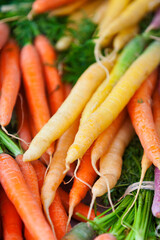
[0,187,23,240]
[32,0,77,14]
[0,23,10,49]
[128,69,160,168]
[0,153,55,240]
[0,39,21,126]
[35,34,64,114]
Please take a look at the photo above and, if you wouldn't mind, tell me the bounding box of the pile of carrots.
[0,0,160,239]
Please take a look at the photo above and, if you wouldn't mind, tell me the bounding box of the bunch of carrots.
[0,0,160,239]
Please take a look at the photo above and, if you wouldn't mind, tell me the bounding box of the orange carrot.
[0,153,55,240]
[35,34,64,115]
[68,145,97,224]
[32,159,71,239]
[32,160,46,190]
[64,83,72,99]
[16,154,41,208]
[0,39,21,126]
[20,43,50,133]
[0,23,10,49]
[49,191,71,240]
[128,69,160,168]
[20,43,54,156]
[0,187,23,240]
[32,0,77,14]
[16,92,32,151]
[59,188,100,222]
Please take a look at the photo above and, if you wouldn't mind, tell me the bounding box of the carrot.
[41,117,79,229]
[81,35,146,124]
[34,35,64,114]
[23,59,113,162]
[65,41,160,169]
[20,43,54,156]
[32,0,77,14]
[91,109,127,174]
[88,117,134,217]
[95,0,160,51]
[16,154,41,208]
[49,191,71,240]
[0,23,10,49]
[16,92,32,151]
[68,146,97,224]
[59,188,101,222]
[0,129,41,208]
[32,160,46,190]
[0,38,21,127]
[113,25,139,53]
[0,187,23,240]
[128,69,159,168]
[99,0,130,35]
[63,83,72,99]
[0,153,55,240]
[32,160,72,239]
[49,0,88,16]
[94,233,117,240]
[20,43,50,133]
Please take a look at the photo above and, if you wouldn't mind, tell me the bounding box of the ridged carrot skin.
[20,43,51,133]
[35,35,64,114]
[0,153,55,240]
[0,187,23,240]
[0,23,10,49]
[128,69,159,168]
[32,0,77,14]
[0,39,21,126]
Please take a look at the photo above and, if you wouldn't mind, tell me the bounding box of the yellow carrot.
[65,41,160,169]
[99,0,130,35]
[81,35,145,124]
[88,117,134,218]
[23,60,113,162]
[96,0,160,51]
[41,118,79,230]
[113,25,139,52]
